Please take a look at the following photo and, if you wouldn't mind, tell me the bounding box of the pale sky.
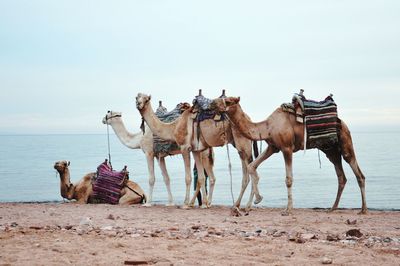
[0,0,399,134]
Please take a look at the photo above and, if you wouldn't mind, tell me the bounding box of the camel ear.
[67,161,70,166]
[234,97,240,103]
[148,95,152,101]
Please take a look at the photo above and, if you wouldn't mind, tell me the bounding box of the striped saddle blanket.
[153,104,182,156]
[92,161,127,204]
[293,93,340,149]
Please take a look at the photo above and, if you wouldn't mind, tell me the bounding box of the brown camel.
[54,160,146,205]
[135,92,259,209]
[210,96,367,214]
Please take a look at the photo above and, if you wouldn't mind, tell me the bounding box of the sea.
[0,131,399,210]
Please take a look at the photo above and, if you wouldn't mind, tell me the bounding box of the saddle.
[92,160,128,204]
[283,90,340,149]
[192,94,225,122]
[152,103,184,156]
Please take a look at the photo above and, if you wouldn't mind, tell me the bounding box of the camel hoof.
[142,203,152,207]
[281,209,291,216]
[181,204,191,209]
[358,209,368,215]
[200,205,209,209]
[230,207,242,217]
[165,202,175,207]
[327,208,336,213]
[254,195,263,205]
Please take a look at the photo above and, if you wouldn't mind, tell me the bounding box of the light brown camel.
[135,93,259,209]
[102,104,199,207]
[210,96,367,214]
[54,160,146,204]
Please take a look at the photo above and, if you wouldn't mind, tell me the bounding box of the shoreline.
[1,203,399,265]
[2,201,400,212]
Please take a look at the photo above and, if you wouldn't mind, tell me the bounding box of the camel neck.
[109,117,142,149]
[227,104,269,141]
[140,102,177,142]
[59,168,74,200]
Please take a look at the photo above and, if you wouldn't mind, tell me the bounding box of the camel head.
[102,111,122,125]
[135,93,151,111]
[210,96,241,114]
[176,102,191,113]
[54,160,70,174]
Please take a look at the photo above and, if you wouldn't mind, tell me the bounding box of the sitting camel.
[54,160,146,205]
[135,92,258,209]
[210,94,367,214]
[102,105,214,207]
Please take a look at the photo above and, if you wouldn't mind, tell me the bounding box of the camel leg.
[323,148,347,212]
[144,152,155,207]
[233,146,255,210]
[189,151,209,208]
[247,145,278,208]
[157,156,174,206]
[119,188,141,205]
[347,158,367,214]
[282,148,294,215]
[182,151,192,207]
[340,122,368,214]
[235,156,251,208]
[202,149,215,206]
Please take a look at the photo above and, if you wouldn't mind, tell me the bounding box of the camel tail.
[252,141,259,160]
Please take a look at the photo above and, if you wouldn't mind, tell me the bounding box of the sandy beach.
[0,203,399,265]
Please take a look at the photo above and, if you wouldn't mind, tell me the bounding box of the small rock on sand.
[322,257,333,264]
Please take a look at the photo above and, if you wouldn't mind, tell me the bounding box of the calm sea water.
[0,131,399,210]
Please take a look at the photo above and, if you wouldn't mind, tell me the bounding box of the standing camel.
[102,108,214,207]
[135,93,259,209]
[54,160,145,205]
[210,96,367,214]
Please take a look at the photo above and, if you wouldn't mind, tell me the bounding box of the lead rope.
[222,116,235,205]
[106,123,112,169]
[318,149,322,169]
[226,142,235,206]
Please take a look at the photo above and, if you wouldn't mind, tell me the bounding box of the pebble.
[301,233,317,240]
[327,234,340,241]
[383,237,392,243]
[321,257,333,264]
[346,229,363,238]
[10,222,18,227]
[191,225,201,230]
[79,217,93,227]
[346,219,357,225]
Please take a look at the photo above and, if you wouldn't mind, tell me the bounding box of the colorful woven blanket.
[297,94,340,149]
[193,95,225,122]
[92,161,127,204]
[153,104,182,156]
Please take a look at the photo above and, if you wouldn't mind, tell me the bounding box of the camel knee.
[148,177,155,187]
[185,175,192,186]
[339,177,347,188]
[357,176,366,187]
[247,164,257,176]
[209,177,216,186]
[285,176,293,188]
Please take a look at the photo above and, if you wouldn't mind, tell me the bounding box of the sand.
[0,203,399,265]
